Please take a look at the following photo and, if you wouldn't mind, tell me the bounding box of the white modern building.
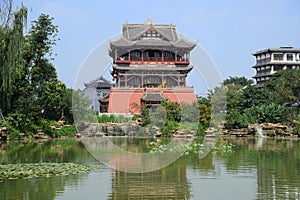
[252,46,300,87]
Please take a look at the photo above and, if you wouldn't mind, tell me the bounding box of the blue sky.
[14,0,300,92]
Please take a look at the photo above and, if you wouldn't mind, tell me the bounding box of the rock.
[174,130,194,138]
[95,132,104,137]
[37,130,45,135]
[76,122,89,131]
[247,123,295,138]
[0,127,7,131]
[57,120,65,127]
[155,131,162,137]
[221,129,229,135]
[228,128,251,137]
[265,130,276,136]
[76,133,81,138]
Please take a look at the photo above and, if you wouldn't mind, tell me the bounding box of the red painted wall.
[108,88,196,114]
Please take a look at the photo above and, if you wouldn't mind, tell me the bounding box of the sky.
[13,0,300,94]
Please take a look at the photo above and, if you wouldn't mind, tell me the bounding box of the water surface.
[0,137,299,200]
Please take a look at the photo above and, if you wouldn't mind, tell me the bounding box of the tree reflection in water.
[0,138,299,200]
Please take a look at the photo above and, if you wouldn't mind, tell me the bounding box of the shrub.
[54,125,77,137]
[225,108,248,129]
[97,114,131,123]
[161,120,179,137]
[294,115,300,135]
[196,124,206,136]
[8,129,21,140]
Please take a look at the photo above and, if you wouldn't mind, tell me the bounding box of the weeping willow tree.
[0,1,27,115]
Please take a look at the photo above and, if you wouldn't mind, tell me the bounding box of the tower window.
[287,54,294,61]
[273,53,283,61]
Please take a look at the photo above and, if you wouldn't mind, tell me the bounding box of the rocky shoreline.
[76,122,144,137]
[222,123,298,138]
[76,122,299,138]
[1,122,299,141]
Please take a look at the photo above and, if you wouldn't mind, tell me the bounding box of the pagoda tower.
[102,19,197,113]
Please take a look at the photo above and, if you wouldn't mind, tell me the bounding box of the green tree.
[208,85,227,113]
[72,89,95,122]
[20,14,59,119]
[161,101,181,122]
[239,85,269,109]
[0,8,75,135]
[223,76,253,87]
[181,102,199,123]
[225,108,248,129]
[264,68,300,104]
[60,88,74,124]
[197,97,212,128]
[0,3,27,114]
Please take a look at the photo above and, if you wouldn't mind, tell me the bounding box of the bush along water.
[0,119,77,140]
[134,99,212,137]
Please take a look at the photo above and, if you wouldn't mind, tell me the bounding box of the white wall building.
[252,46,300,87]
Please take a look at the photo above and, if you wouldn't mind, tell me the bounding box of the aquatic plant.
[149,140,235,155]
[0,163,101,180]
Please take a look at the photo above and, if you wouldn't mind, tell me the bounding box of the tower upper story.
[109,19,196,67]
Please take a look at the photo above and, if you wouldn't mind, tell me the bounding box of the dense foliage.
[219,73,300,131]
[138,71,300,136]
[137,99,212,137]
[97,114,131,123]
[0,3,74,138]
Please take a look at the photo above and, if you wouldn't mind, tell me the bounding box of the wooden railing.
[116,56,189,65]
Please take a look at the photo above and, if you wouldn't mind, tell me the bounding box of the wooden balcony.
[115,56,189,65]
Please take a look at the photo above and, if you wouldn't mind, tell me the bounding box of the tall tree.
[264,68,300,104]
[223,76,253,87]
[13,13,60,121]
[0,2,27,115]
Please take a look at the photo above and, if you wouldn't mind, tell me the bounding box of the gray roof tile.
[141,92,168,102]
[110,20,196,49]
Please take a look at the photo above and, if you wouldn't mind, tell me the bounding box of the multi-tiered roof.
[109,19,196,69]
[109,18,196,52]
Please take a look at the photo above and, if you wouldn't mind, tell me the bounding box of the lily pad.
[0,163,101,180]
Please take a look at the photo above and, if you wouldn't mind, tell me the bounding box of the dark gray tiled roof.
[110,37,195,49]
[172,37,196,49]
[123,26,148,40]
[141,92,168,102]
[110,20,196,49]
[135,39,172,47]
[84,76,113,88]
[110,37,134,47]
[122,21,176,41]
[253,47,300,55]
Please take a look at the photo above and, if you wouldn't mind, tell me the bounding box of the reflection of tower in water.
[108,162,191,200]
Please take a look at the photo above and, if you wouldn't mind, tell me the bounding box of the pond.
[0,137,299,200]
